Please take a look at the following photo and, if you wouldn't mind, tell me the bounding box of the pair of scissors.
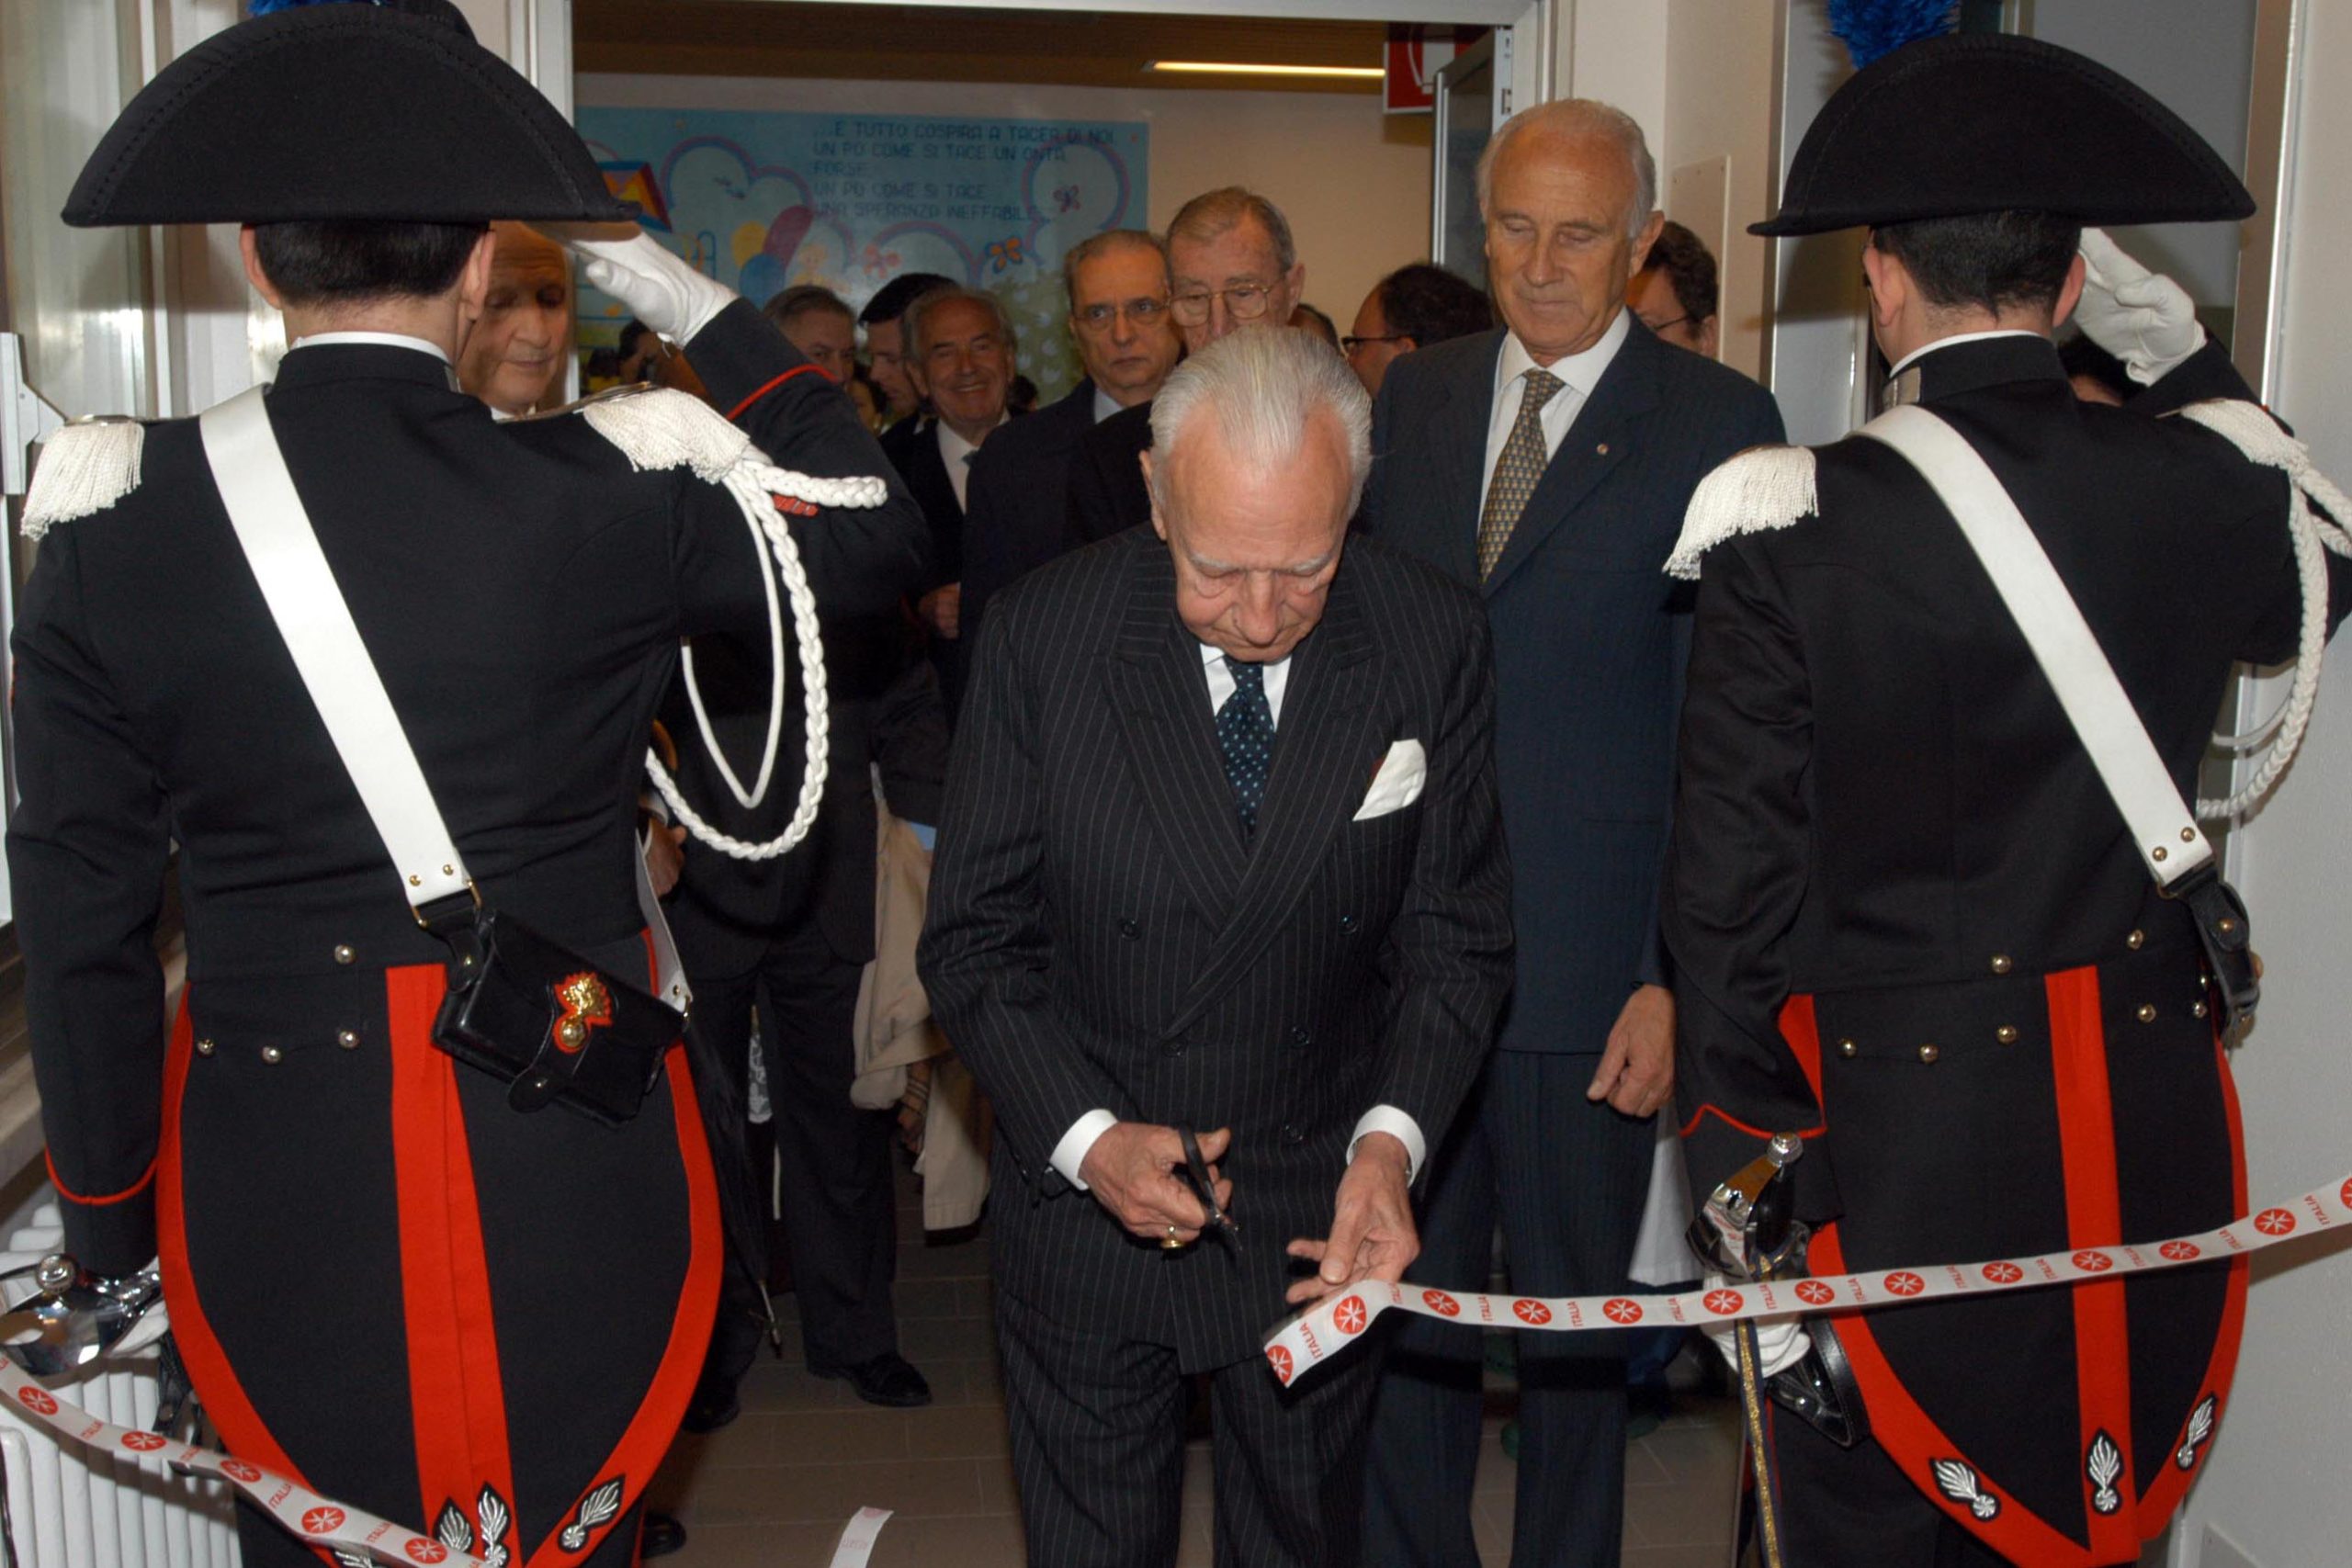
[1175,1126,1239,1248]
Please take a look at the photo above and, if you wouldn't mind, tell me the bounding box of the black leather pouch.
[428,905,683,1125]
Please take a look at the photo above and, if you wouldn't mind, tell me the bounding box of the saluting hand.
[1079,1123,1233,1245]
[1285,1133,1417,1306]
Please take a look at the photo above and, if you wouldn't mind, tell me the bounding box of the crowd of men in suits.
[38,9,2329,1566]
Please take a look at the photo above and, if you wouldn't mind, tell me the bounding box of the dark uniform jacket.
[1667,333,2350,1563]
[6,300,928,1564]
[917,530,1512,1371]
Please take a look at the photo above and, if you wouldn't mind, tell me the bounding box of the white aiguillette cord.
[1860,404,2211,890]
[198,386,688,1010]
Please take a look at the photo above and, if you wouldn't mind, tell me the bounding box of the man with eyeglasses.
[1626,220,1720,358]
[1066,186,1307,547]
[962,230,1182,649]
[1343,263,1495,398]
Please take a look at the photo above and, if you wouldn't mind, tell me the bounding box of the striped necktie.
[1476,368,1564,579]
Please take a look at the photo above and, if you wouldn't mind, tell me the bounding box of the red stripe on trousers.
[2044,966,2138,1562]
[387,963,519,1548]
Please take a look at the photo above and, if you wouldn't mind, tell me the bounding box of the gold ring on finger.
[1161,1224,1183,1250]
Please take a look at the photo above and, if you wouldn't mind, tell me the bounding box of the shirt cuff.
[1050,1109,1120,1190]
[1348,1105,1425,1183]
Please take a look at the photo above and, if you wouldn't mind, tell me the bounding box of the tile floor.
[647,1173,1742,1567]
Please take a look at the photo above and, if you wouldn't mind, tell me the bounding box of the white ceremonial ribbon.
[0,1354,483,1566]
[1262,1166,2352,1388]
[827,1506,895,1568]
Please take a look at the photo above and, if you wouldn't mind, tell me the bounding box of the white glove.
[550,227,736,345]
[1700,1271,1811,1380]
[2075,228,2206,387]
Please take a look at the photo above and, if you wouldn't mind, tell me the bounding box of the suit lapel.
[1103,544,1246,916]
[1482,321,1664,594]
[1415,335,1503,585]
[1159,565,1382,1042]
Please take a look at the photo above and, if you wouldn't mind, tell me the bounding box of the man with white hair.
[921,327,1511,1567]
[1357,97,1784,1567]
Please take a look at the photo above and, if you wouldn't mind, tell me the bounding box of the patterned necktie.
[1216,657,1276,839]
[1476,367,1565,579]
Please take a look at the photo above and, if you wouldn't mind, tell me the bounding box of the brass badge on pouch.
[552,971,614,1054]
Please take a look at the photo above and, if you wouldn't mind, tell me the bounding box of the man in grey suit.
[921,328,1511,1568]
[1357,99,1785,1567]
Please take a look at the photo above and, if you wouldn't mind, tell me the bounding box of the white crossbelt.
[1263,1163,2350,1389]
[198,386,688,1009]
[1859,404,2211,888]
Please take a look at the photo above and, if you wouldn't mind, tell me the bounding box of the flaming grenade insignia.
[553,972,614,1055]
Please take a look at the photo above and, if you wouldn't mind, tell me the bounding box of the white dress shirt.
[290,330,451,363]
[937,413,1008,513]
[1091,385,1125,424]
[1480,309,1633,500]
[1048,642,1427,1191]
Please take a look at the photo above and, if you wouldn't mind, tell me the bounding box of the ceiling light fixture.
[1146,61,1386,81]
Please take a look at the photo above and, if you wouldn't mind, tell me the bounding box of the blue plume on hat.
[1826,0,1961,70]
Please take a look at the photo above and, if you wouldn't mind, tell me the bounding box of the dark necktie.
[1216,657,1275,838]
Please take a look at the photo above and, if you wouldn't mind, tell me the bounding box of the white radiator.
[0,1209,241,1568]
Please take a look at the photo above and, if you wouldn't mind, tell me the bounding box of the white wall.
[576,73,1432,350]
[2168,3,2352,1565]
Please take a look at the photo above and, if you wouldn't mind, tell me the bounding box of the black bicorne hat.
[63,0,631,227]
[1753,32,2254,237]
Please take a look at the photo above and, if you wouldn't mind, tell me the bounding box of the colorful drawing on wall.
[577,107,1148,399]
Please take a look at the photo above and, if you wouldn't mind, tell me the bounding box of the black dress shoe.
[640,1513,688,1559]
[809,1352,932,1408]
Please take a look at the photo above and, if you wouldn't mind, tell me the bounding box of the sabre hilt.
[0,1253,164,1376]
[1688,1132,1810,1282]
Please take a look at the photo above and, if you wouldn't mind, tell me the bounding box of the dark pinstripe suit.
[1357,320,1784,1568]
[919,528,1511,1567]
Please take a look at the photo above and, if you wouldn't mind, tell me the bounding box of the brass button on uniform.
[2193,1000,2210,1020]
[260,1044,284,1065]
[336,1029,360,1050]
[2127,930,2145,951]
[1989,954,2013,976]
[195,1038,216,1057]
[1837,1038,1858,1059]
[1996,1025,2018,1045]
[2136,1003,2158,1023]
[333,944,356,965]
[1917,1043,1940,1064]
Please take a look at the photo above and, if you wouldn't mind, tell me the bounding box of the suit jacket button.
[1290,1026,1311,1047]
[1339,914,1360,935]
[1281,1122,1305,1145]
[1163,1041,1186,1058]
[1118,919,1140,941]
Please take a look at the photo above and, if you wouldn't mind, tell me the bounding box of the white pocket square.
[1353,739,1427,821]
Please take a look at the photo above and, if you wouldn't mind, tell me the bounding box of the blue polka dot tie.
[1217,657,1276,839]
